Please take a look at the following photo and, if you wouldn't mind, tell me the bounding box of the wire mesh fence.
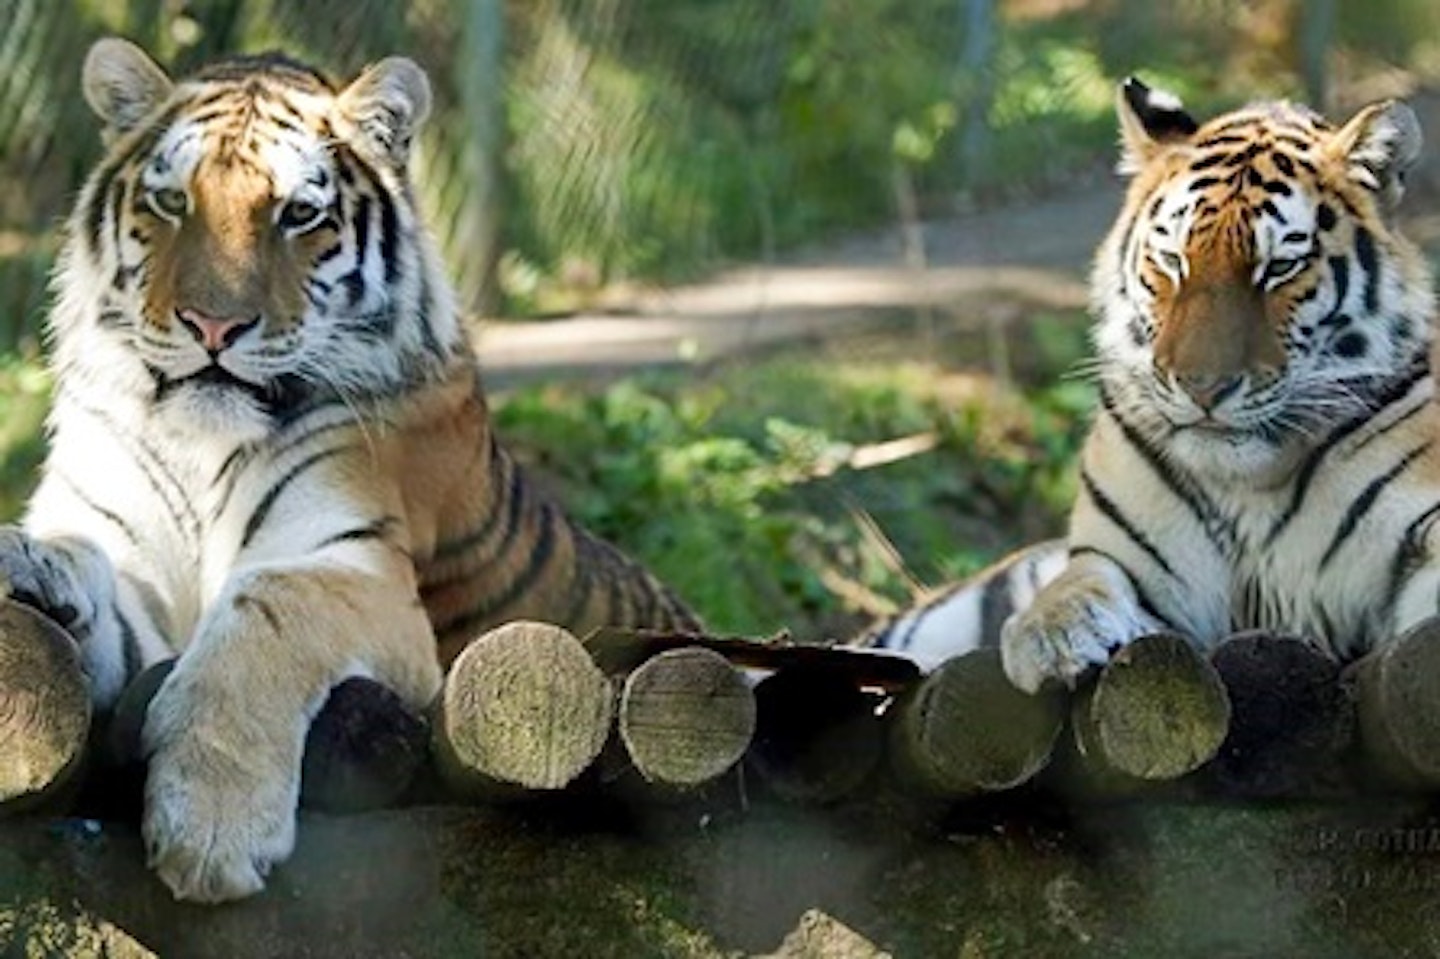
[3,0,1439,355]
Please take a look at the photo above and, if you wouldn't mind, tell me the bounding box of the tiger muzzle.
[1171,372,1246,411]
[176,308,259,354]
[1153,270,1286,410]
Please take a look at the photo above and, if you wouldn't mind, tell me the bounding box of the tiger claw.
[1000,600,1127,694]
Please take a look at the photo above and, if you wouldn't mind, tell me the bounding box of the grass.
[0,355,50,522]
[492,316,1092,639]
[0,313,1092,640]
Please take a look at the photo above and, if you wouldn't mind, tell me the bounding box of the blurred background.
[2,0,1440,638]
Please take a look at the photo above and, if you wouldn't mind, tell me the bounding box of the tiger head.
[53,38,459,442]
[1092,79,1434,482]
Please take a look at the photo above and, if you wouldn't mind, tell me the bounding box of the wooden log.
[300,678,430,813]
[1206,631,1354,799]
[886,648,1065,798]
[103,659,173,768]
[0,601,91,812]
[432,621,614,795]
[583,628,933,796]
[1070,633,1230,784]
[105,660,429,813]
[616,646,756,788]
[88,659,174,821]
[748,664,885,804]
[1351,616,1440,790]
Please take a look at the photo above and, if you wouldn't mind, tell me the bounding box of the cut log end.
[618,646,756,787]
[0,601,91,809]
[887,649,1065,798]
[1207,631,1352,798]
[1074,633,1230,782]
[1352,617,1440,790]
[433,621,614,793]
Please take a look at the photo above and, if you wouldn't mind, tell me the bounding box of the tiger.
[868,77,1440,698]
[4,38,696,903]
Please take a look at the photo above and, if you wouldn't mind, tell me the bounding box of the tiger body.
[871,80,1440,693]
[11,39,692,903]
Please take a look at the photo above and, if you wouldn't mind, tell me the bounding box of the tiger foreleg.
[1000,551,1164,693]
[141,562,440,903]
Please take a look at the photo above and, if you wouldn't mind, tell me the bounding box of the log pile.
[7,594,1440,825]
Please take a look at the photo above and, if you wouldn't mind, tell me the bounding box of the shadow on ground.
[7,796,1440,957]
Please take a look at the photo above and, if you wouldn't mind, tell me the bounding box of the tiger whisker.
[298,355,380,461]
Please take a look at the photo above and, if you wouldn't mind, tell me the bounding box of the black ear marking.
[1123,76,1199,141]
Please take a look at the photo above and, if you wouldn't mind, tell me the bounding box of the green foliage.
[499,0,1278,303]
[771,0,956,229]
[968,33,1116,194]
[8,1,1440,321]
[497,378,832,634]
[1336,0,1440,65]
[0,356,51,523]
[0,240,54,355]
[494,346,1089,638]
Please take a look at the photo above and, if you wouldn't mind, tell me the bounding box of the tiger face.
[57,40,458,442]
[1092,80,1434,481]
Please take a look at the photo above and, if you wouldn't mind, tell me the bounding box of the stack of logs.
[4,596,1440,818]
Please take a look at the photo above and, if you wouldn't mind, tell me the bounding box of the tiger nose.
[176,308,259,353]
[1175,372,1245,411]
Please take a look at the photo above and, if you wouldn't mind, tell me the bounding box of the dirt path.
[476,104,1440,391]
[476,182,1121,387]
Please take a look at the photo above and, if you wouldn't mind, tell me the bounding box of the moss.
[433,809,730,958]
[6,800,1440,957]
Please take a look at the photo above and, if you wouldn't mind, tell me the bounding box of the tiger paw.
[142,674,301,902]
[1000,595,1128,694]
[142,740,298,902]
[0,528,99,641]
[0,527,127,704]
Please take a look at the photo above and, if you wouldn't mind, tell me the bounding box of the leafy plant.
[0,355,51,522]
[493,341,1089,639]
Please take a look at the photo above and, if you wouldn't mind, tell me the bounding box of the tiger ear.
[1328,100,1422,209]
[1116,77,1198,175]
[338,57,432,167]
[82,38,173,140]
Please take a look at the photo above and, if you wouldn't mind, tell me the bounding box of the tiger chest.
[1220,471,1429,659]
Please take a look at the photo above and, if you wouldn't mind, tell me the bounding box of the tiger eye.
[277,199,325,233]
[147,188,189,219]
